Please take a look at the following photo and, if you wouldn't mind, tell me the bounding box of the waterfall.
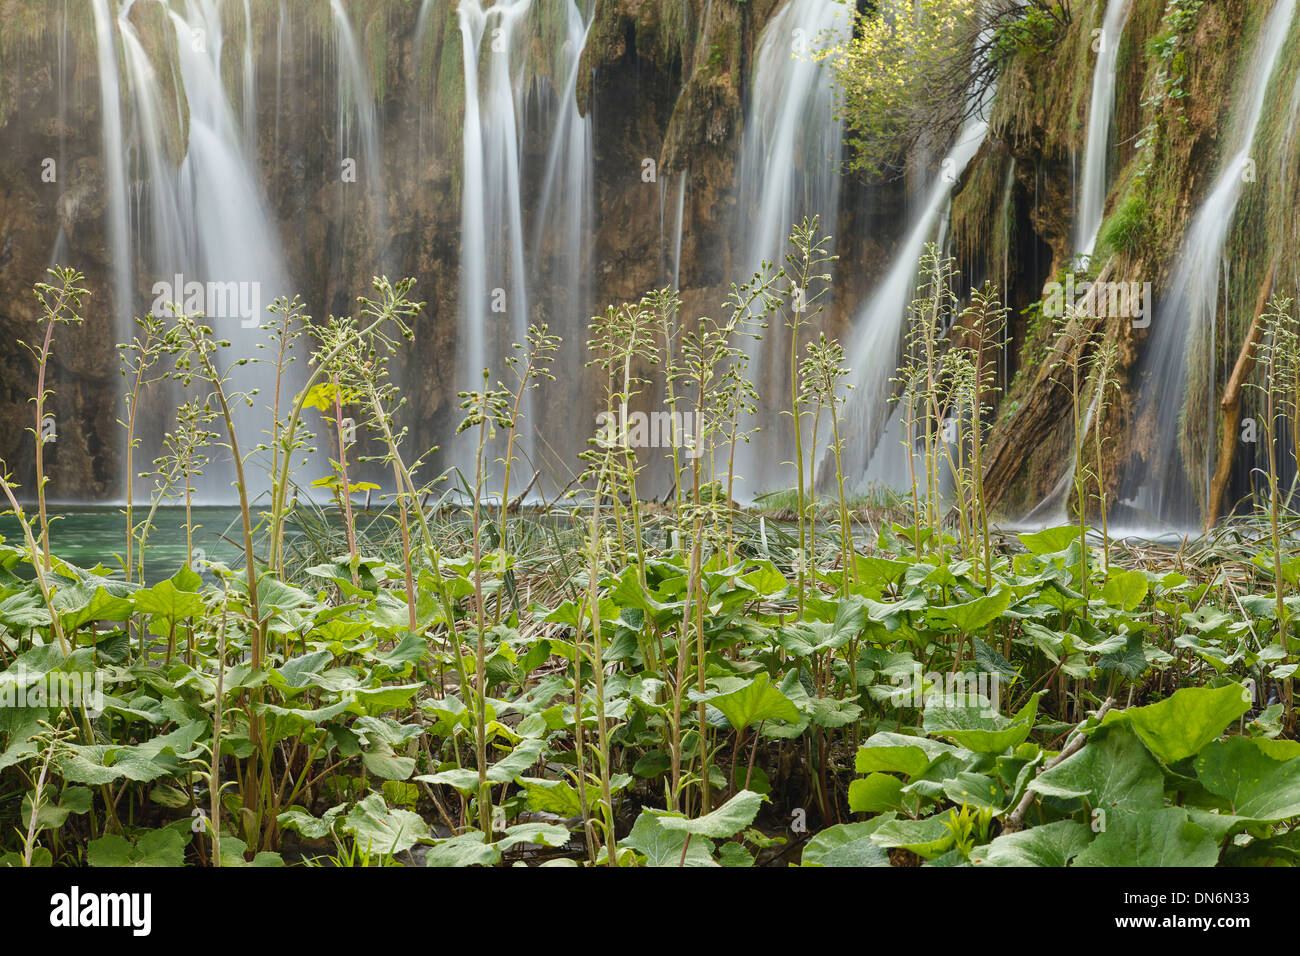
[732,0,852,498]
[90,0,131,347]
[531,0,596,492]
[330,0,389,267]
[456,0,532,487]
[1074,0,1132,259]
[1127,0,1297,528]
[836,107,992,490]
[454,0,596,494]
[99,0,312,501]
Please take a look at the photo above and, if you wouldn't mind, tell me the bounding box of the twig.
[1002,696,1115,834]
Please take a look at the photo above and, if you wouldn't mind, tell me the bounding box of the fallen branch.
[507,470,541,513]
[1002,696,1116,834]
[1205,255,1279,530]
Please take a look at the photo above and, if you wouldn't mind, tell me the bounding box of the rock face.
[0,0,888,503]
[0,0,1287,525]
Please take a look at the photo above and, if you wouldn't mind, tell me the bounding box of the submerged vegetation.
[2,217,1299,868]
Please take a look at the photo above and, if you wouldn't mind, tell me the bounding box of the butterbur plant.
[10,235,1300,874]
[495,323,560,620]
[117,312,169,583]
[799,333,854,591]
[783,217,835,609]
[897,244,960,555]
[1251,293,1298,722]
[25,266,89,568]
[457,369,514,836]
[588,301,658,587]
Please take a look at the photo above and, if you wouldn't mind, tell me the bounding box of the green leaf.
[923,694,1038,754]
[275,649,334,690]
[520,777,584,816]
[622,812,717,867]
[855,732,958,777]
[1030,723,1164,813]
[1102,569,1148,611]
[497,822,571,853]
[1096,634,1148,681]
[848,773,907,813]
[974,820,1091,867]
[424,832,501,867]
[55,584,134,629]
[869,814,956,860]
[649,790,765,840]
[1017,525,1077,556]
[277,803,347,840]
[926,588,1012,633]
[86,828,188,867]
[800,821,892,866]
[704,672,800,730]
[1105,683,1251,765]
[342,793,430,856]
[1073,808,1219,867]
[132,579,203,622]
[718,842,754,867]
[1194,736,1300,822]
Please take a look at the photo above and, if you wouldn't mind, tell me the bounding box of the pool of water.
[0,506,263,583]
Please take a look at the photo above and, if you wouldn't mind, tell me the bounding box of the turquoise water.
[0,506,259,582]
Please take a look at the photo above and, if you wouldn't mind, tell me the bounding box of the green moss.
[1095,191,1146,261]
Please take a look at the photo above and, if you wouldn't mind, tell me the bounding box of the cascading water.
[455,0,596,494]
[836,106,992,490]
[1127,0,1297,528]
[330,0,388,263]
[531,0,596,491]
[101,0,311,500]
[733,0,852,498]
[456,0,533,486]
[1074,0,1132,259]
[90,0,132,346]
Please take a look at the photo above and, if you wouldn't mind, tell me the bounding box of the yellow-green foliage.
[832,0,983,180]
[951,146,1014,277]
[988,0,1096,154]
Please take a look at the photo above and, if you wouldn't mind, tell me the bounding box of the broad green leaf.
[132,579,203,622]
[848,773,907,813]
[1073,808,1218,867]
[623,812,717,867]
[1030,723,1164,813]
[1105,683,1250,765]
[277,804,347,840]
[275,649,334,690]
[800,821,892,867]
[649,790,765,839]
[869,814,956,860]
[1102,569,1148,611]
[705,672,800,730]
[1017,525,1077,555]
[941,772,1005,813]
[1194,736,1300,822]
[87,828,188,867]
[424,831,501,867]
[520,777,584,816]
[496,822,571,852]
[926,588,1012,633]
[342,793,430,856]
[923,694,1038,754]
[975,820,1091,867]
[855,732,958,777]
